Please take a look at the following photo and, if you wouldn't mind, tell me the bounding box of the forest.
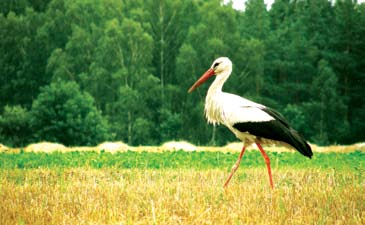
[0,0,364,147]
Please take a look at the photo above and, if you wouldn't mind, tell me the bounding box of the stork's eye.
[213,62,220,68]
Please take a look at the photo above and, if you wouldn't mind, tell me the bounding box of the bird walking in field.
[188,57,313,189]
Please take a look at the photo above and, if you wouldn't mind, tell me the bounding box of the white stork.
[188,57,312,189]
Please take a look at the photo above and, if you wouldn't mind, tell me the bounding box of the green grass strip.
[0,150,363,171]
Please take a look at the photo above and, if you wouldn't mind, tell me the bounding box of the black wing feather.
[261,107,290,128]
[233,106,313,158]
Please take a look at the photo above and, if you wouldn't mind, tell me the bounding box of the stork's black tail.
[232,106,313,158]
[261,106,313,158]
[287,128,313,158]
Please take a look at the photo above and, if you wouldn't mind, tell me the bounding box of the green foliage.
[0,105,31,146]
[1,0,28,15]
[234,38,266,99]
[283,104,307,134]
[159,108,183,141]
[319,61,348,140]
[240,0,269,40]
[30,81,110,146]
[0,0,51,14]
[0,8,48,108]
[304,59,349,145]
[1,0,365,146]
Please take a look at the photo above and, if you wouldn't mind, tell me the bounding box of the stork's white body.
[188,57,312,189]
[203,58,277,146]
[205,89,275,145]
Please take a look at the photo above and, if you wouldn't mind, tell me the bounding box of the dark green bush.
[0,105,32,146]
[30,81,110,146]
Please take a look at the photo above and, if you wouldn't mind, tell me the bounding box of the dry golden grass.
[0,168,363,225]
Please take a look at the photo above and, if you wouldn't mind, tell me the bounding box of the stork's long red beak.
[188,68,215,93]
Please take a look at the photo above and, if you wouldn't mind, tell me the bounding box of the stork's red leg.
[223,145,246,188]
[256,143,274,189]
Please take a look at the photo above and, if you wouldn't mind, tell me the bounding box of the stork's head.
[188,57,232,93]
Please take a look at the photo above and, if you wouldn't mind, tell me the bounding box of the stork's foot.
[223,146,246,188]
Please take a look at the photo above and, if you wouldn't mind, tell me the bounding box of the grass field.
[0,150,364,224]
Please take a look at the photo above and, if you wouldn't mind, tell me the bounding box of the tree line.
[1,0,364,147]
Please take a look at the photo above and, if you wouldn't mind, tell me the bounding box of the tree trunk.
[210,126,216,146]
[128,110,132,145]
[159,1,165,101]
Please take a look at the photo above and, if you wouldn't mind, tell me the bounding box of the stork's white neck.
[204,69,232,125]
[207,69,231,95]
